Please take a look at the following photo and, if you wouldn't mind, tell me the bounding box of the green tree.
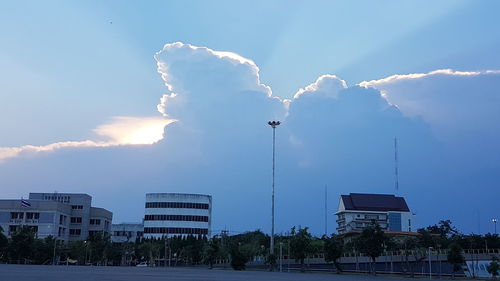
[203,238,220,269]
[289,226,313,272]
[229,243,249,270]
[8,226,36,263]
[488,256,500,278]
[447,242,464,279]
[323,234,343,273]
[32,236,56,264]
[87,232,112,265]
[0,226,8,261]
[68,240,87,265]
[357,222,385,275]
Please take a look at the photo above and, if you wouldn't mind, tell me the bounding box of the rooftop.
[340,193,410,212]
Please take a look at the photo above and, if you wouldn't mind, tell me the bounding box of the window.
[69,229,81,236]
[71,205,83,210]
[70,217,82,224]
[59,215,67,225]
[10,212,24,219]
[90,219,101,225]
[28,226,38,233]
[89,230,103,237]
[26,212,40,220]
[58,227,66,237]
[8,225,19,233]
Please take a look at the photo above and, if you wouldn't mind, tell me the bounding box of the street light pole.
[84,240,88,265]
[428,247,433,279]
[493,218,498,235]
[268,121,280,261]
[53,238,57,265]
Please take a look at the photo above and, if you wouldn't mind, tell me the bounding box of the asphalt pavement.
[0,265,431,281]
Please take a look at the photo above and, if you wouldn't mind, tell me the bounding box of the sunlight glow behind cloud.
[94,116,173,145]
[0,116,173,162]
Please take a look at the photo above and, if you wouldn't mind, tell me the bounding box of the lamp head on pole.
[493,218,498,223]
[268,121,281,128]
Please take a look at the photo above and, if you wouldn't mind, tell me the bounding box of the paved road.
[0,265,429,281]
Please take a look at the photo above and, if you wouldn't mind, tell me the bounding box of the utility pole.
[268,121,280,262]
[493,218,498,234]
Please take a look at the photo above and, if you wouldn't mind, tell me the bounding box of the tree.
[8,226,36,263]
[289,226,313,272]
[203,238,220,269]
[323,234,344,273]
[447,242,464,279]
[357,222,385,275]
[229,243,248,270]
[32,236,56,264]
[68,240,87,265]
[488,256,500,278]
[0,226,8,261]
[87,232,112,265]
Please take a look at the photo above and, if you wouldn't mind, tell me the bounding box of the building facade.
[336,193,413,234]
[111,223,144,243]
[143,193,212,239]
[0,193,112,242]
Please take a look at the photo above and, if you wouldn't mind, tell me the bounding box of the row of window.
[144,227,208,235]
[113,231,144,237]
[69,229,81,235]
[145,202,209,209]
[8,225,38,233]
[71,205,84,210]
[144,215,209,222]
[70,217,82,224]
[44,195,71,203]
[90,219,101,225]
[10,212,40,220]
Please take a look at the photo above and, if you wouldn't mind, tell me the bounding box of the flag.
[21,199,31,208]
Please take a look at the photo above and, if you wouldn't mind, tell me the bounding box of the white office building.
[0,193,112,242]
[111,223,144,243]
[336,193,413,234]
[143,193,212,239]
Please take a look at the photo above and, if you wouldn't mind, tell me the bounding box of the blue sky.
[1,0,500,235]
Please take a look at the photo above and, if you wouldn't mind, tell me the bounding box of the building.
[0,192,112,242]
[335,193,413,234]
[143,193,212,239]
[111,223,144,243]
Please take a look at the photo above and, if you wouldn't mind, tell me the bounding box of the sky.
[1,0,500,236]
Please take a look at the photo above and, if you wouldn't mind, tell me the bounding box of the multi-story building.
[143,193,212,239]
[0,192,112,242]
[111,223,144,243]
[336,193,413,234]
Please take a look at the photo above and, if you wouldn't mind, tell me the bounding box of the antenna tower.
[324,185,328,236]
[394,137,399,192]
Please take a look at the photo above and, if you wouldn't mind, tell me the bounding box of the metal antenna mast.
[394,137,399,192]
[324,185,328,236]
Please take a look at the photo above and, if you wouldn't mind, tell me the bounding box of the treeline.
[1,221,500,277]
